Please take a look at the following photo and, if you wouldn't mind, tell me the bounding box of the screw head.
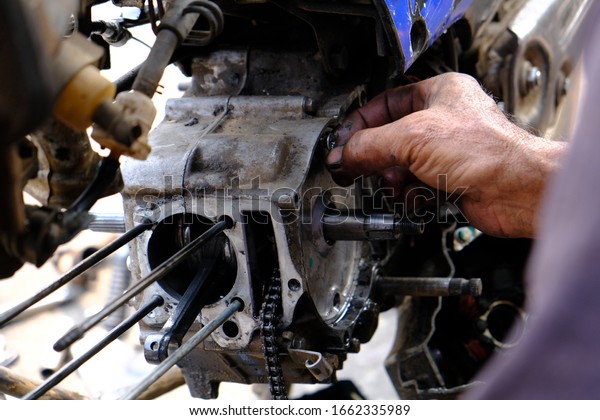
[325,132,336,150]
[526,67,542,89]
[303,97,316,114]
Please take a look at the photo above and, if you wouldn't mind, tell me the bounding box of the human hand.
[326,73,565,238]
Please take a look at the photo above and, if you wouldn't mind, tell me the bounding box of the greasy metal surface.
[122,92,361,321]
[145,259,217,363]
[185,50,248,97]
[120,85,376,396]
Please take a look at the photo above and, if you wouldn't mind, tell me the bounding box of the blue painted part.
[383,0,473,71]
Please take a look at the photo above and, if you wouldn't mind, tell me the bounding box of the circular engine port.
[147,213,237,304]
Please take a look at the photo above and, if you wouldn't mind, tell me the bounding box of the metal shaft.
[23,295,164,400]
[120,298,242,400]
[0,220,154,328]
[53,218,232,351]
[322,210,424,241]
[88,212,126,233]
[377,276,482,297]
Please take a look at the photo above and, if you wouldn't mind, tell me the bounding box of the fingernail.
[333,121,353,146]
[326,146,344,169]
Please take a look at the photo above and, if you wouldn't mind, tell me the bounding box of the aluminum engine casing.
[120,83,379,398]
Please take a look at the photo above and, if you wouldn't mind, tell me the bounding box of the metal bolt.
[521,61,542,95]
[560,76,571,97]
[358,258,370,270]
[325,132,336,150]
[394,218,425,235]
[526,66,542,89]
[276,192,298,210]
[346,338,361,353]
[303,97,316,115]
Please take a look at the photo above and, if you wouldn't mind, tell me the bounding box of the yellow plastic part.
[53,65,116,131]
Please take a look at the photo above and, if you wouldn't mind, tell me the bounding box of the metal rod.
[0,284,82,327]
[377,276,482,297]
[0,366,87,400]
[0,220,154,328]
[120,298,242,400]
[322,210,424,241]
[53,218,233,352]
[88,212,126,233]
[23,295,164,400]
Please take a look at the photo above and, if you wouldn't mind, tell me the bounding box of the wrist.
[503,132,566,237]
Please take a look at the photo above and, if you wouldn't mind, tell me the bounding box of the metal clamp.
[288,349,334,382]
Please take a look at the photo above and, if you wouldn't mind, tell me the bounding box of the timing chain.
[260,268,287,400]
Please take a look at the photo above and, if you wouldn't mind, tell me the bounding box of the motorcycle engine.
[121,3,394,398]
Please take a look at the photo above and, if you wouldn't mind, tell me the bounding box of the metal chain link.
[260,268,287,400]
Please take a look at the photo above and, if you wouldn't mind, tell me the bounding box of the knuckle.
[446,72,478,87]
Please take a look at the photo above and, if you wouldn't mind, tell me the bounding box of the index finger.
[333,79,431,146]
